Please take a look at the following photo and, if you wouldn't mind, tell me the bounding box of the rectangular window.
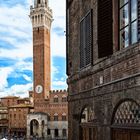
[80,10,93,68]
[119,0,138,49]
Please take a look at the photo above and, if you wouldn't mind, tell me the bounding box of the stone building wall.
[67,0,140,140]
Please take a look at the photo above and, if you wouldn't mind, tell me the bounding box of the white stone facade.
[30,0,53,29]
[27,113,68,139]
[48,121,68,139]
[27,113,48,138]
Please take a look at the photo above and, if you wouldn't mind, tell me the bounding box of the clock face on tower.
[35,85,43,93]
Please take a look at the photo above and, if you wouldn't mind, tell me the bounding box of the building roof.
[17,98,29,101]
[1,96,19,99]
[29,112,47,115]
[9,104,33,108]
[50,89,68,94]
[0,106,8,110]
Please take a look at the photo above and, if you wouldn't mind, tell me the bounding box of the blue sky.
[0,0,67,97]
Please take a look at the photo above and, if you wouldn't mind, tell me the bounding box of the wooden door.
[81,126,97,140]
[112,129,140,140]
[131,132,140,140]
[112,129,130,140]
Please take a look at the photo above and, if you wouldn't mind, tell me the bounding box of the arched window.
[30,119,39,136]
[112,100,140,125]
[54,95,58,103]
[81,106,94,123]
[62,113,67,121]
[62,96,67,102]
[54,113,58,121]
[80,106,96,140]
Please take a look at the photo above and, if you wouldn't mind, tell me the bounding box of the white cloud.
[52,81,67,87]
[50,0,66,58]
[51,33,66,57]
[0,83,33,98]
[0,60,33,96]
[23,74,32,82]
[0,0,66,97]
[0,67,13,91]
[0,3,33,60]
[10,83,33,95]
[15,60,33,71]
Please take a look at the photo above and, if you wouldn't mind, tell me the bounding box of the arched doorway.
[112,100,140,140]
[30,119,39,137]
[80,106,97,140]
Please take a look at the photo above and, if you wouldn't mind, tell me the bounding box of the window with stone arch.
[62,113,67,121]
[54,113,58,121]
[62,95,67,102]
[112,100,140,125]
[54,95,59,103]
[80,106,95,123]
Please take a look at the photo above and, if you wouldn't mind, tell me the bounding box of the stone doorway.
[112,129,140,140]
[30,119,39,137]
[79,106,97,140]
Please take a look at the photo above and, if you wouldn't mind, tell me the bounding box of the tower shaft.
[30,0,53,99]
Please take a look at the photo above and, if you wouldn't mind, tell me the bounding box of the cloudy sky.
[0,0,67,97]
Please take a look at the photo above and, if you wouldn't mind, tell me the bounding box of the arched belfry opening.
[112,99,140,140]
[79,106,97,140]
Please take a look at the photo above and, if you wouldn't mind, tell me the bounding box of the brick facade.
[8,104,33,137]
[66,0,140,140]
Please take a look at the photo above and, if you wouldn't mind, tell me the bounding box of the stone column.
[27,124,30,138]
[44,124,47,138]
[59,129,62,138]
[38,124,42,138]
[51,129,54,139]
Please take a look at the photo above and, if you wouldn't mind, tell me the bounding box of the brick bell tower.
[30,0,53,100]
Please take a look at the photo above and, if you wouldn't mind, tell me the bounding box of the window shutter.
[138,0,140,41]
[80,19,86,68]
[98,0,113,58]
[85,11,93,65]
[80,10,93,68]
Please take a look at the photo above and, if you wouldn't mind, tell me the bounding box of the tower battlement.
[50,90,67,94]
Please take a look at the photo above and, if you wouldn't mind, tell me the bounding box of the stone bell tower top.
[30,0,53,29]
